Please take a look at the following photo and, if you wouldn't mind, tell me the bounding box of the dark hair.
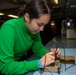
[19,0,50,20]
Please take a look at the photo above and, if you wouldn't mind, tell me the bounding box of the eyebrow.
[38,22,46,26]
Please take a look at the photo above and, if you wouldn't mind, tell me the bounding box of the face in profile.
[24,13,50,34]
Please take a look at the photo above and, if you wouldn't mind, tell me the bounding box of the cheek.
[31,23,38,30]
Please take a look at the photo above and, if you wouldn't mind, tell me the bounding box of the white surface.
[33,65,76,75]
[33,71,53,75]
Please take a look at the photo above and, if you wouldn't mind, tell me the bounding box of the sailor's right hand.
[40,52,55,67]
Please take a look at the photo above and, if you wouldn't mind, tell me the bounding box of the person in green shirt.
[0,0,60,75]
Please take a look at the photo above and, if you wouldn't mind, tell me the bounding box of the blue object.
[38,59,44,68]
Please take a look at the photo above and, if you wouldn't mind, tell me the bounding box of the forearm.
[0,59,39,75]
[33,47,47,58]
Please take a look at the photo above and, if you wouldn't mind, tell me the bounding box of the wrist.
[38,59,44,72]
[38,59,44,68]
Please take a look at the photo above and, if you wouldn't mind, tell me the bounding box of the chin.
[32,32,37,34]
[32,31,38,34]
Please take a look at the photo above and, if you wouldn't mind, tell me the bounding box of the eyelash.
[37,23,45,27]
[38,24,42,26]
[37,23,42,26]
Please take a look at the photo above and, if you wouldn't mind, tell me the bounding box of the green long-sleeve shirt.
[0,17,47,75]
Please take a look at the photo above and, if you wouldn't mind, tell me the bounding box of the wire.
[51,43,66,73]
[65,64,76,70]
[45,68,53,75]
[60,44,66,71]
[40,44,64,75]
[44,52,46,67]
[40,37,76,74]
[39,50,47,75]
[60,44,76,71]
[40,49,53,75]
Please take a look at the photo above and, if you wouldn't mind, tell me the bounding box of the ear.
[24,13,30,22]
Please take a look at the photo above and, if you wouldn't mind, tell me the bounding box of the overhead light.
[51,21,55,25]
[50,21,56,31]
[0,13,4,16]
[54,0,59,4]
[8,14,19,18]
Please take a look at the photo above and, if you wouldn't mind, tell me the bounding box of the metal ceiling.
[0,0,27,10]
[0,0,76,20]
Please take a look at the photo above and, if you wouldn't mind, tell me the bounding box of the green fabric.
[0,17,47,75]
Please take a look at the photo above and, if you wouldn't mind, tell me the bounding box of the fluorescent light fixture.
[8,14,19,18]
[51,21,55,26]
[54,0,58,4]
[0,13,4,16]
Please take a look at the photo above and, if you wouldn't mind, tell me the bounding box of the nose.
[39,26,44,31]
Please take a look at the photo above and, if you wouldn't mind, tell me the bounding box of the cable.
[45,68,53,75]
[40,37,76,74]
[59,40,76,72]
[58,62,62,74]
[44,49,54,75]
[60,44,66,71]
[40,49,54,75]
[40,44,64,75]
[39,50,47,75]
[65,64,76,70]
[52,42,66,72]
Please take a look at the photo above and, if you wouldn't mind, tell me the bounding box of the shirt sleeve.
[0,23,39,75]
[32,33,48,58]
